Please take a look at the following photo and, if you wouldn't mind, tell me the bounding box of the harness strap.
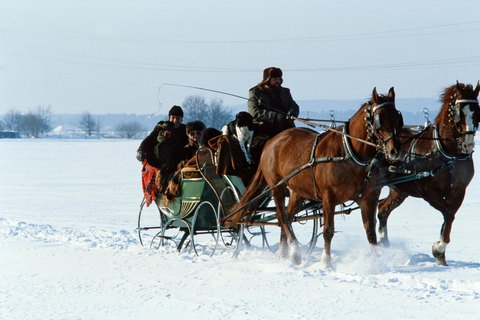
[310,133,323,200]
[378,125,472,188]
[356,154,381,199]
[221,153,348,222]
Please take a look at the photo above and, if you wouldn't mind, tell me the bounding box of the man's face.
[269,77,282,90]
[169,115,182,128]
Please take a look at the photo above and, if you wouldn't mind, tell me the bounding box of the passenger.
[168,105,189,146]
[248,67,300,137]
[183,121,206,160]
[153,121,185,192]
[136,105,188,165]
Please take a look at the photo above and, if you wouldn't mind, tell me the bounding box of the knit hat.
[157,121,175,132]
[263,67,283,81]
[168,105,184,117]
[186,121,206,134]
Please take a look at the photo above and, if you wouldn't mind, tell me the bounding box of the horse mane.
[439,84,456,106]
[436,82,478,124]
[434,85,456,125]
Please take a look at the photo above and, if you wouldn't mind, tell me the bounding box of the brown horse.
[377,81,480,266]
[227,87,404,266]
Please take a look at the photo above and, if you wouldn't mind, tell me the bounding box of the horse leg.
[321,195,335,268]
[278,229,288,260]
[273,187,301,265]
[285,191,306,263]
[377,188,407,247]
[357,194,379,248]
[428,190,464,266]
[272,187,289,260]
[432,209,456,266]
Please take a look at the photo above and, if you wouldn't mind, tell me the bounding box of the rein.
[292,116,378,148]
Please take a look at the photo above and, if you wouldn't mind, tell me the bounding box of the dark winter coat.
[137,122,188,166]
[248,85,299,136]
[152,135,184,170]
[153,135,185,191]
[183,140,199,161]
[172,123,188,146]
[137,122,163,166]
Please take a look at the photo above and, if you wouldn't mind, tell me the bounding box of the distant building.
[0,130,20,138]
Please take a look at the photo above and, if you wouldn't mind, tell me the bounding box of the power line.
[1,20,480,44]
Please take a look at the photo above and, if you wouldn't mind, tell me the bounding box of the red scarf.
[141,160,158,207]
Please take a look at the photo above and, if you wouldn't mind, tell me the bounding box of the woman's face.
[188,130,200,142]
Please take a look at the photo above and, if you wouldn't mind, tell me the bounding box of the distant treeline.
[52,97,438,131]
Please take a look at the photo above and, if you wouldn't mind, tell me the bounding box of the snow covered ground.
[1,138,480,319]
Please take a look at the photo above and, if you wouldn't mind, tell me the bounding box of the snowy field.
[1,138,480,319]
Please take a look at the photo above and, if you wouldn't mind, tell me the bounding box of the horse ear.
[474,81,480,98]
[456,80,461,90]
[372,87,379,103]
[388,87,395,100]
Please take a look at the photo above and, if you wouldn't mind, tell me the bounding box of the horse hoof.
[436,257,448,266]
[432,243,448,266]
[433,252,448,266]
[278,252,288,261]
[291,253,302,265]
[321,252,332,269]
[378,238,390,247]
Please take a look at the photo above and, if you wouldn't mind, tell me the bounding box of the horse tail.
[225,166,267,229]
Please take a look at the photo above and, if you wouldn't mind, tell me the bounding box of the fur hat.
[263,67,283,81]
[157,121,175,132]
[186,121,206,134]
[168,105,184,117]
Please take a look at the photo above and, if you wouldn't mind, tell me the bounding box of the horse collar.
[342,123,369,167]
[433,125,472,161]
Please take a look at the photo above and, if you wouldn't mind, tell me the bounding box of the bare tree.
[19,106,53,138]
[2,109,23,131]
[20,113,43,138]
[35,106,53,136]
[79,112,97,136]
[209,98,234,129]
[182,95,234,129]
[115,121,145,139]
[182,95,209,124]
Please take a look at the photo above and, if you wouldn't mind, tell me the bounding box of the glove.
[136,150,146,162]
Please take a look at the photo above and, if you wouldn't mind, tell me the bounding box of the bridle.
[449,97,479,136]
[364,101,402,155]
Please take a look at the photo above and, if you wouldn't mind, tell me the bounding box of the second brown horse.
[377,81,480,266]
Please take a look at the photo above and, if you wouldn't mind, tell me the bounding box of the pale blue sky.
[1,0,480,115]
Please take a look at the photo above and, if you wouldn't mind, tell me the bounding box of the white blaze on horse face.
[462,105,475,153]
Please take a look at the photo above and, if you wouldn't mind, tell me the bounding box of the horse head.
[439,81,480,154]
[365,87,403,162]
